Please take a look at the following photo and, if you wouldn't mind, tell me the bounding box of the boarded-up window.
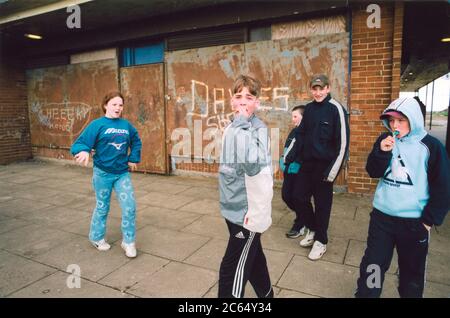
[272,15,346,40]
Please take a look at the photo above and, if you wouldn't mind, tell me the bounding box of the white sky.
[400,72,450,112]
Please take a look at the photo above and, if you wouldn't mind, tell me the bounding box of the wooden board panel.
[120,64,166,174]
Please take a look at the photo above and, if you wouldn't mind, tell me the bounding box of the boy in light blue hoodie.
[355,97,450,298]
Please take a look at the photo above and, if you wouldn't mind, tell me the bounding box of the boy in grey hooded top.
[218,75,273,298]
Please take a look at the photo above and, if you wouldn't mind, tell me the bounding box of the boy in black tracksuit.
[286,74,349,260]
[280,105,309,238]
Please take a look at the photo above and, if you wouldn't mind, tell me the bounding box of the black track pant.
[281,171,311,230]
[356,209,429,298]
[218,220,273,298]
[292,162,333,244]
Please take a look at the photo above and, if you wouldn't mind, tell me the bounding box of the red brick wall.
[0,54,32,164]
[348,2,403,193]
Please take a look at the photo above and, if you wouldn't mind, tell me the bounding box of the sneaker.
[299,229,315,247]
[91,239,111,251]
[308,241,327,260]
[121,242,137,258]
[286,226,306,239]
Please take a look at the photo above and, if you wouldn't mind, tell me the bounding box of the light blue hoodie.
[372,97,429,218]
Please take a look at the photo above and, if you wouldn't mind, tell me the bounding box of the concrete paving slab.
[138,191,196,210]
[53,181,94,195]
[424,280,450,298]
[0,214,12,221]
[34,238,132,282]
[271,208,289,226]
[0,217,31,234]
[179,198,220,215]
[12,185,63,202]
[40,192,91,208]
[19,206,91,228]
[184,238,228,271]
[0,250,57,297]
[331,202,358,220]
[0,224,82,258]
[1,174,47,185]
[354,206,372,223]
[99,253,170,293]
[435,216,450,238]
[334,193,374,208]
[129,261,217,298]
[136,225,210,261]
[178,186,220,201]
[181,215,229,240]
[137,206,202,231]
[428,233,450,257]
[328,217,370,242]
[141,182,191,195]
[271,197,289,212]
[0,198,53,218]
[276,211,297,229]
[265,249,294,284]
[31,178,77,190]
[169,176,218,189]
[8,271,134,298]
[202,282,218,298]
[277,255,359,298]
[133,189,152,200]
[0,182,27,196]
[426,252,450,285]
[0,195,14,203]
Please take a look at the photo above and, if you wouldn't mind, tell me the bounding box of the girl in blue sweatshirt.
[71,92,142,258]
[356,97,449,297]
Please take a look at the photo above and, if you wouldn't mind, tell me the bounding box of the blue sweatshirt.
[366,97,450,226]
[70,117,142,174]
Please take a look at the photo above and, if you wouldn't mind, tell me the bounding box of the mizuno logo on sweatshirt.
[104,128,129,135]
[108,142,126,150]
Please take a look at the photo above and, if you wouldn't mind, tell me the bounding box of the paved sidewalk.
[0,160,449,298]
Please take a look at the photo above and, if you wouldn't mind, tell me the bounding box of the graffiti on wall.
[30,101,92,136]
[177,79,302,131]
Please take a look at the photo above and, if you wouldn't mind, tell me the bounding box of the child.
[280,105,308,238]
[285,74,349,260]
[71,91,142,258]
[218,75,274,298]
[355,97,450,297]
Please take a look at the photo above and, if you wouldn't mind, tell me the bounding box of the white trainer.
[308,241,327,260]
[91,239,111,251]
[121,242,137,258]
[299,229,315,247]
